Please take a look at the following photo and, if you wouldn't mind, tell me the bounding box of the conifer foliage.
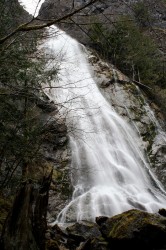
[0,0,54,189]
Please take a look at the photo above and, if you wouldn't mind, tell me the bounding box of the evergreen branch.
[0,0,98,44]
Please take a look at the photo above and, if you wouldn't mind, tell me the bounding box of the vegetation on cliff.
[89,1,166,118]
[90,16,160,84]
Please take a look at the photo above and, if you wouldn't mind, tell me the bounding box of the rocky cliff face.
[35,97,72,223]
[87,49,166,188]
[38,0,166,46]
[37,0,166,218]
[43,43,166,222]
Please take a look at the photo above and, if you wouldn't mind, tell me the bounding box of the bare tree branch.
[0,0,98,44]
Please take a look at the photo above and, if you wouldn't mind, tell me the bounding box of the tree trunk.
[1,170,52,250]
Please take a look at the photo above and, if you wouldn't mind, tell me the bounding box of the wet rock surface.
[87,50,166,189]
[38,0,166,191]
[35,94,72,223]
[46,209,166,250]
[37,25,166,225]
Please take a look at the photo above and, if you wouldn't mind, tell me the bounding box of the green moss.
[46,239,59,250]
[144,123,156,153]
[52,169,62,181]
[108,210,138,238]
[108,210,140,238]
[91,238,108,246]
[97,236,105,241]
[53,167,72,197]
[107,209,165,240]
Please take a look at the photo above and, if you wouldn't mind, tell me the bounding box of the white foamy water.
[42,27,166,223]
[19,1,166,224]
[19,0,45,16]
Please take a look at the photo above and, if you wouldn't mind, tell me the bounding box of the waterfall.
[19,0,45,16]
[42,26,166,223]
[18,0,166,224]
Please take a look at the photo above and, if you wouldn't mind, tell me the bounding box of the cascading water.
[19,0,166,224]
[42,26,166,223]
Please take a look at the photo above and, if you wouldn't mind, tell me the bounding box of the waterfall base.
[47,209,166,250]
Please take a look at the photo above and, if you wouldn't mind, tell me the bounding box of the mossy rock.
[97,209,166,249]
[66,221,102,242]
[46,239,60,250]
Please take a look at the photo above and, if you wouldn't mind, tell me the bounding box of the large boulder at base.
[47,209,166,250]
[46,221,109,250]
[66,221,102,240]
[96,209,166,250]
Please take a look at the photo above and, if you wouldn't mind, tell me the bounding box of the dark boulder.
[97,209,166,250]
[66,221,102,243]
[158,208,166,217]
[48,209,166,249]
[36,99,57,113]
